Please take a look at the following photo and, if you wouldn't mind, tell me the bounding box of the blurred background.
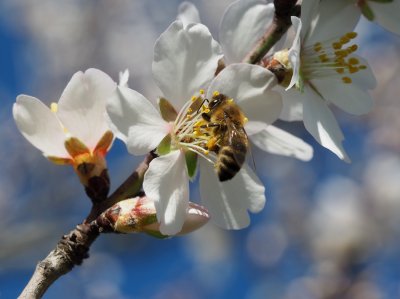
[1,1,400,298]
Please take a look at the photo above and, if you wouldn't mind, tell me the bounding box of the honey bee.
[201,93,248,181]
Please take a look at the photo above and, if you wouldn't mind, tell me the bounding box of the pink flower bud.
[96,196,209,237]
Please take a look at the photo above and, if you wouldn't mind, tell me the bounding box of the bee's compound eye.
[210,99,219,108]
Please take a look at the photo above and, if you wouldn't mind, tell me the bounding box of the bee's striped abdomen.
[216,142,247,182]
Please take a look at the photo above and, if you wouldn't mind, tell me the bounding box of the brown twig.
[244,0,299,64]
[18,152,156,298]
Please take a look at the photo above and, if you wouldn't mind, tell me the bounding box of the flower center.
[170,90,242,165]
[169,90,214,164]
[302,32,367,85]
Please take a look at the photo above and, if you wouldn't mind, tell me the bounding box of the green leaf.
[360,3,375,21]
[156,134,171,156]
[158,97,177,122]
[185,150,198,179]
[145,230,170,239]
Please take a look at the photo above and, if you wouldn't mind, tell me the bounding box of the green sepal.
[185,150,198,180]
[156,134,171,156]
[360,3,375,21]
[158,97,178,122]
[145,230,170,239]
[296,69,305,93]
[141,214,158,226]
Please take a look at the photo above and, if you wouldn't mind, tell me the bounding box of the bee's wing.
[225,117,248,166]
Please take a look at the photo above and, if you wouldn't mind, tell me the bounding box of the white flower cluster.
[12,0,399,236]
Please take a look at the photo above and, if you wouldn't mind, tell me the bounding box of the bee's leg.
[201,112,211,122]
[206,122,225,129]
[197,98,210,114]
[206,136,219,151]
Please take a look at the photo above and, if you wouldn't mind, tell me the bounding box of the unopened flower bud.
[96,196,210,238]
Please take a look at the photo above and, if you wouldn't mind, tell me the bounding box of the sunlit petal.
[303,85,350,162]
[177,2,201,27]
[200,160,265,230]
[144,151,189,235]
[107,86,168,155]
[219,0,274,63]
[57,69,116,150]
[153,21,223,108]
[249,125,313,161]
[13,95,69,158]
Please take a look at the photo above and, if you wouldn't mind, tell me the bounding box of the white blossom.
[13,68,116,167]
[107,20,282,235]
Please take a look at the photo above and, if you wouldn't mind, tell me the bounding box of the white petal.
[287,16,302,90]
[153,21,223,108]
[107,86,168,156]
[302,86,350,162]
[347,55,377,89]
[207,63,282,128]
[143,151,189,235]
[219,0,274,63]
[299,0,320,40]
[278,86,304,121]
[249,125,313,161]
[312,77,374,116]
[13,95,69,158]
[177,2,201,27]
[370,1,400,35]
[119,69,129,88]
[305,0,359,45]
[57,69,116,150]
[200,160,266,230]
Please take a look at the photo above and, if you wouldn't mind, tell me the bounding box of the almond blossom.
[215,0,378,161]
[106,20,282,235]
[278,0,377,161]
[13,68,116,187]
[179,0,314,162]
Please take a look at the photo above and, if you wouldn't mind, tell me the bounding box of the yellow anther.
[314,42,323,52]
[213,91,220,97]
[342,77,352,84]
[50,102,58,113]
[346,32,357,39]
[204,150,209,155]
[188,107,193,113]
[319,54,329,63]
[332,42,342,50]
[227,98,234,103]
[191,96,197,101]
[195,120,204,127]
[243,117,249,124]
[207,137,217,150]
[199,89,205,94]
[359,65,367,70]
[203,108,210,113]
[348,66,359,74]
[335,50,347,58]
[335,57,345,65]
[336,68,345,74]
[348,44,358,52]
[340,36,350,44]
[348,57,359,65]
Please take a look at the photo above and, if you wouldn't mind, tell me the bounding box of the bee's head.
[208,94,226,109]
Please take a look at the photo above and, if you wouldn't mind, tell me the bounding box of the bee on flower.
[106,19,286,235]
